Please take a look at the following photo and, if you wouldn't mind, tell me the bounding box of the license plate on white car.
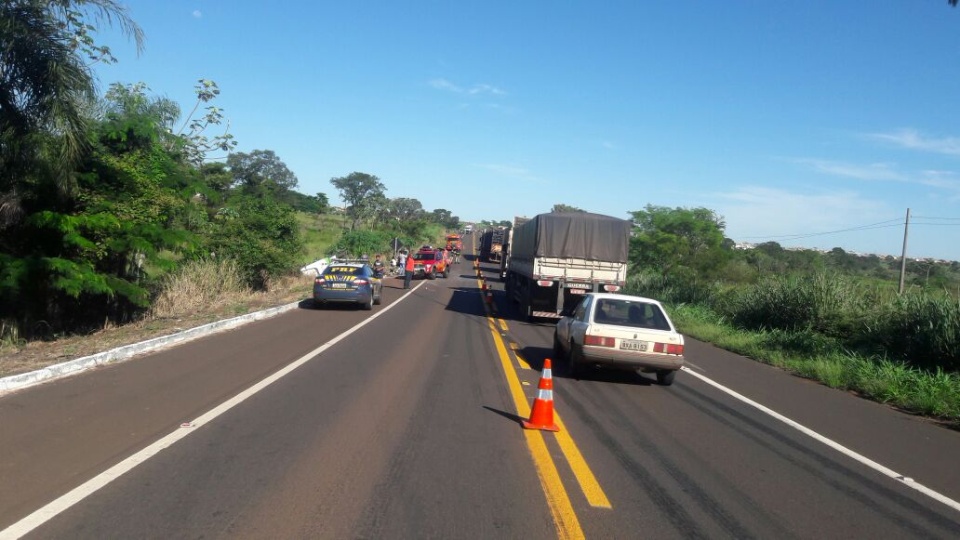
[620,339,647,351]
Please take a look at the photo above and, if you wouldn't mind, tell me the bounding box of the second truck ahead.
[503,212,631,320]
[479,227,506,263]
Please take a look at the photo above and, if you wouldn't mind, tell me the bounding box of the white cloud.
[792,157,960,200]
[429,78,461,92]
[712,185,893,244]
[793,158,904,182]
[192,10,202,18]
[866,128,960,156]
[429,78,506,96]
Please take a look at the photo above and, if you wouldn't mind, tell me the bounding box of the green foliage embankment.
[628,270,960,424]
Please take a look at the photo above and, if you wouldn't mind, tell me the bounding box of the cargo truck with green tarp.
[504,212,631,320]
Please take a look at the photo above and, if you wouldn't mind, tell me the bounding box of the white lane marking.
[680,366,960,514]
[0,283,422,540]
[681,359,706,372]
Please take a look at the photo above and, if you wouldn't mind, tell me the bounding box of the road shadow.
[517,344,653,385]
[482,405,525,426]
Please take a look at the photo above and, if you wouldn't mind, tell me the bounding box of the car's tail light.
[584,335,615,347]
[653,343,684,355]
[354,279,369,286]
[314,278,325,285]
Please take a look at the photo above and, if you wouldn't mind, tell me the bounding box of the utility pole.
[898,208,910,295]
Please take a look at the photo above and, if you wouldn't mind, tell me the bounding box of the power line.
[739,218,904,241]
[912,215,960,221]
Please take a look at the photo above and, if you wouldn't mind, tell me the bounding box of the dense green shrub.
[862,294,960,372]
[626,269,718,305]
[718,272,876,339]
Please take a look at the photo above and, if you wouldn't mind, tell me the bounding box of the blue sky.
[95,1,960,260]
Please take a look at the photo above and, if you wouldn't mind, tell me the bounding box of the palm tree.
[0,0,144,226]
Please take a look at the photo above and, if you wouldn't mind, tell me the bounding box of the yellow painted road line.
[485,317,584,540]
[498,318,509,332]
[554,415,612,509]
[509,342,533,370]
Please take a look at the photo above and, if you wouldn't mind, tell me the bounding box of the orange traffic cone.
[522,359,560,431]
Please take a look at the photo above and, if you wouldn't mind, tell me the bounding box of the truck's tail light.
[584,335,615,347]
[653,343,684,355]
[537,280,553,287]
[603,284,621,292]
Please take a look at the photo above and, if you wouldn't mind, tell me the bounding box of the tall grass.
[862,294,960,372]
[150,258,249,319]
[298,213,345,265]
[669,304,960,423]
[654,275,960,424]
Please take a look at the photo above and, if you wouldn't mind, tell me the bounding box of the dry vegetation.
[0,260,314,378]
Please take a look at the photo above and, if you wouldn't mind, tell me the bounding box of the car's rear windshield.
[323,265,365,276]
[594,299,671,331]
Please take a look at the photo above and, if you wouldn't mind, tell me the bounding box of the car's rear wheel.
[552,331,565,361]
[568,343,585,378]
[656,369,677,386]
[373,287,382,305]
[442,266,449,278]
[362,296,373,310]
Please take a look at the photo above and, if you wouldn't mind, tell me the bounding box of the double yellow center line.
[479,277,610,540]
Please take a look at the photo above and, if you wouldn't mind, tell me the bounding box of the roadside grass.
[298,213,346,265]
[151,258,251,319]
[668,304,960,426]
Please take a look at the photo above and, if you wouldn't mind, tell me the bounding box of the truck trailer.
[480,227,506,263]
[499,216,530,279]
[504,212,631,320]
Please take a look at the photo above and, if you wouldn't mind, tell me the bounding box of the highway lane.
[2,264,567,538]
[2,249,960,538]
[482,257,960,538]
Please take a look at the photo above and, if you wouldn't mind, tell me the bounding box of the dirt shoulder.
[0,278,313,379]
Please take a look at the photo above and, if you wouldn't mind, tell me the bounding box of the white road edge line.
[680,366,960,514]
[0,283,422,540]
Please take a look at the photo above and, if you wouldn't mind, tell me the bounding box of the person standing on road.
[404,251,415,289]
[397,251,406,277]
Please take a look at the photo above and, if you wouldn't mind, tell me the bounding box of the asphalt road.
[2,249,960,539]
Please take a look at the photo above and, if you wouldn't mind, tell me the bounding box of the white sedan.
[553,292,684,385]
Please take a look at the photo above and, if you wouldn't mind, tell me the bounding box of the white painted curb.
[0,301,302,395]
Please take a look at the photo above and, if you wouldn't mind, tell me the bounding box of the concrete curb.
[0,301,302,395]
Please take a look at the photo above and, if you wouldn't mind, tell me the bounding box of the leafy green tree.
[429,208,460,230]
[387,197,425,222]
[0,90,196,331]
[315,192,330,214]
[227,149,298,196]
[170,79,236,166]
[629,205,729,276]
[200,162,233,199]
[1,0,144,226]
[327,229,393,259]
[551,203,583,213]
[329,172,386,231]
[207,196,302,290]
